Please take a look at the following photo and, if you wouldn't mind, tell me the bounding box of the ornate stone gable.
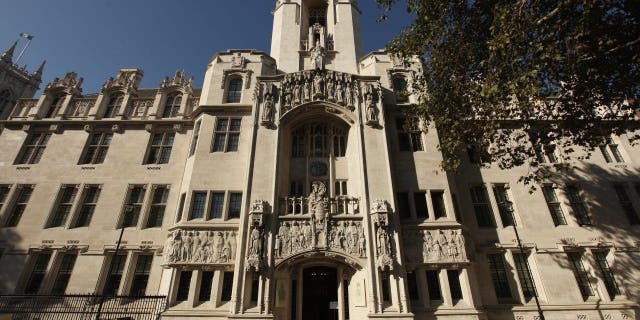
[159,70,194,94]
[102,68,143,94]
[44,72,83,95]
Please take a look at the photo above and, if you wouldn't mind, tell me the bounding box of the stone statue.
[303,79,311,101]
[249,227,262,256]
[365,93,378,124]
[309,181,328,221]
[310,40,325,70]
[261,93,275,124]
[313,73,325,99]
[336,81,344,104]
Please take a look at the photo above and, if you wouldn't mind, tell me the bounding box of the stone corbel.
[83,124,94,132]
[111,124,123,134]
[144,124,154,132]
[173,124,185,133]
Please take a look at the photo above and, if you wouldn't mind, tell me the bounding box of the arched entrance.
[303,266,338,320]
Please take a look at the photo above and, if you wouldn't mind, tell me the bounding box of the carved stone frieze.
[68,98,95,117]
[246,200,268,271]
[164,229,238,265]
[130,98,153,117]
[402,229,468,264]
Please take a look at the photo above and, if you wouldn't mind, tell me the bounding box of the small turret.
[1,40,18,63]
[33,60,46,79]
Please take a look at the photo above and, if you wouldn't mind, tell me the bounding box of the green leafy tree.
[376,0,640,184]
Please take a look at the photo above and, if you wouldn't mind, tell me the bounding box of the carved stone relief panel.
[402,228,468,264]
[163,229,238,265]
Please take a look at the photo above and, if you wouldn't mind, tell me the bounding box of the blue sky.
[0,0,412,94]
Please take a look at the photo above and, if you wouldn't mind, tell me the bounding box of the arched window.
[310,124,329,157]
[163,93,182,118]
[393,77,409,103]
[292,128,306,158]
[333,128,346,157]
[104,94,123,118]
[44,95,64,118]
[0,89,11,115]
[226,78,243,103]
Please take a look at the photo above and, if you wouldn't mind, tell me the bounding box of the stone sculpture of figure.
[222,234,232,262]
[165,231,177,263]
[279,222,290,256]
[423,231,433,261]
[358,232,366,257]
[192,231,202,262]
[313,73,325,98]
[345,84,353,106]
[332,222,343,249]
[336,81,344,104]
[303,221,313,248]
[327,79,335,100]
[262,93,275,123]
[291,222,300,251]
[347,222,358,253]
[249,227,262,256]
[229,231,237,259]
[309,181,328,221]
[310,39,325,70]
[448,230,459,259]
[182,232,193,261]
[436,230,448,259]
[293,82,302,104]
[365,93,378,124]
[455,230,466,259]
[377,226,391,256]
[303,79,311,101]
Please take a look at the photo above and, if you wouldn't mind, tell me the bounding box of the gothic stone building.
[0,1,639,320]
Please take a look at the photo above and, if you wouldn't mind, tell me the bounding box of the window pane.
[426,270,441,300]
[199,271,214,302]
[397,192,410,219]
[228,193,242,219]
[221,272,234,301]
[51,254,77,295]
[25,253,51,294]
[432,191,447,219]
[487,253,512,299]
[227,134,240,152]
[190,192,207,219]
[594,252,620,299]
[75,186,101,227]
[542,186,567,226]
[414,192,428,219]
[103,255,126,295]
[230,119,241,131]
[513,253,537,301]
[216,119,229,131]
[411,132,423,151]
[471,186,494,227]
[448,270,463,301]
[567,252,593,298]
[6,186,33,227]
[49,186,78,228]
[176,271,192,301]
[130,255,153,296]
[566,186,592,225]
[212,134,226,152]
[147,186,169,228]
[493,186,514,226]
[210,192,225,219]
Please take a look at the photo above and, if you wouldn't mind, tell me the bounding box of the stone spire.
[33,60,46,78]
[1,40,18,63]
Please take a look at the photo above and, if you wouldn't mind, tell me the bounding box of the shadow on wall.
[0,227,24,294]
[546,163,640,320]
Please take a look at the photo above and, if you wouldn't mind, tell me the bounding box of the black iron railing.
[0,294,167,320]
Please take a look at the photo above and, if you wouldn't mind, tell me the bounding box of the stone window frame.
[162,92,183,118]
[45,184,80,229]
[611,182,640,225]
[96,250,156,296]
[221,69,252,104]
[397,189,451,222]
[395,117,424,153]
[599,136,625,164]
[563,184,593,226]
[541,183,568,226]
[224,76,244,104]
[143,131,176,165]
[167,266,236,307]
[15,248,84,295]
[42,94,66,119]
[185,190,243,221]
[490,183,519,227]
[14,131,52,165]
[211,117,242,153]
[69,184,103,228]
[405,267,473,308]
[103,93,125,119]
[78,131,114,165]
[469,184,497,228]
[2,184,35,228]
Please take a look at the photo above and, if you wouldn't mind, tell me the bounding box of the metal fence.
[0,294,167,320]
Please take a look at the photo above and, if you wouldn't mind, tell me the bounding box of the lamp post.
[501,200,546,320]
[95,205,132,320]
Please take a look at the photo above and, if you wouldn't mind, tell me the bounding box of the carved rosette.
[401,229,469,264]
[163,229,238,266]
[371,200,394,271]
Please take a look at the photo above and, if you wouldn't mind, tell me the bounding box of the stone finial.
[102,68,143,93]
[1,40,17,63]
[159,70,193,93]
[44,72,83,94]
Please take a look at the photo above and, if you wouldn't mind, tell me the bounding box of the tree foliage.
[376,0,640,183]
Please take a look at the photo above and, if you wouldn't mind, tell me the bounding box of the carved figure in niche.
[327,79,335,100]
[229,231,237,259]
[262,93,275,123]
[293,82,302,104]
[358,232,366,257]
[376,225,391,256]
[222,233,232,261]
[291,222,300,252]
[215,232,225,260]
[422,231,433,261]
[436,230,448,258]
[279,223,290,256]
[336,81,344,104]
[447,230,459,259]
[303,79,311,101]
[365,93,378,124]
[347,222,358,254]
[192,231,202,261]
[454,230,466,260]
[345,84,353,106]
[302,221,313,248]
[315,220,326,247]
[309,181,328,221]
[310,40,325,70]
[249,227,262,256]
[313,73,325,99]
[183,232,193,261]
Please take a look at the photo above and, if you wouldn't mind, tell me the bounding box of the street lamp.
[501,200,546,320]
[95,205,133,319]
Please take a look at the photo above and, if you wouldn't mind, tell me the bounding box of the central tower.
[270,0,363,74]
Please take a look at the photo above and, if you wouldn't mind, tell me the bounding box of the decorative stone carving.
[309,181,328,221]
[14,99,37,117]
[131,98,153,117]
[402,229,469,264]
[44,72,83,94]
[246,200,267,271]
[231,52,247,69]
[102,69,143,94]
[369,200,394,270]
[275,219,366,260]
[69,99,95,117]
[310,40,326,70]
[364,83,381,126]
[261,83,276,126]
[163,230,238,265]
[160,70,194,92]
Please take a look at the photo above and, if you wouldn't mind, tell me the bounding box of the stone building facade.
[0,1,639,320]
